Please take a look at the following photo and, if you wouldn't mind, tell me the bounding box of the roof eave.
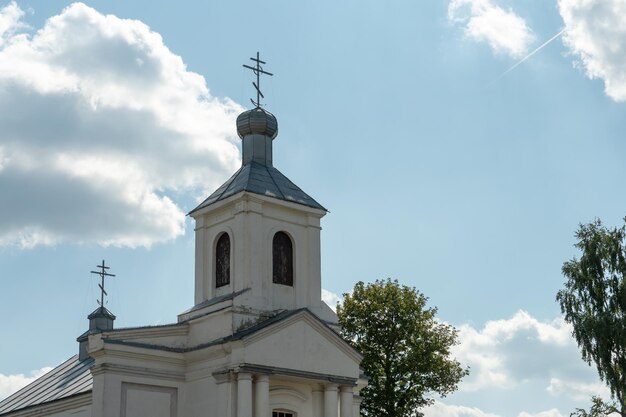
[188,190,327,219]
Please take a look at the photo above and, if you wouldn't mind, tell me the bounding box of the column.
[324,383,339,417]
[237,372,253,417]
[352,395,363,417]
[339,386,353,417]
[312,384,324,417]
[254,374,270,417]
[214,371,234,417]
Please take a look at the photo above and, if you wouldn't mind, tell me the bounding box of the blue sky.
[0,1,624,416]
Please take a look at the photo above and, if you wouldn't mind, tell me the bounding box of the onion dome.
[236,107,278,139]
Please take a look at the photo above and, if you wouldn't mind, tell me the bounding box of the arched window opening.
[273,411,295,417]
[215,233,230,288]
[272,232,293,286]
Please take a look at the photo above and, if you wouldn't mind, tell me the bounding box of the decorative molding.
[212,369,235,384]
[91,363,185,382]
[270,385,308,402]
[92,340,185,364]
[234,363,357,386]
[192,191,325,220]
[102,323,188,340]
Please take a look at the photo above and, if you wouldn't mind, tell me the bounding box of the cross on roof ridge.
[90,259,115,308]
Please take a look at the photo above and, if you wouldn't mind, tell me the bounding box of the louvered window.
[215,233,230,287]
[272,232,293,286]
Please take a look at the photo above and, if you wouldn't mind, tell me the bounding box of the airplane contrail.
[489,28,565,85]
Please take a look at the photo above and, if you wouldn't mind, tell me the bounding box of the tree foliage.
[557,219,626,417]
[571,396,619,417]
[337,279,469,417]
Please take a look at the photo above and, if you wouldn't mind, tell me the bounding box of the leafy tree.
[557,218,626,417]
[337,279,469,417]
[571,396,619,417]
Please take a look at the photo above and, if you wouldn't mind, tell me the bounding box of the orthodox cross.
[243,51,273,107]
[91,260,115,307]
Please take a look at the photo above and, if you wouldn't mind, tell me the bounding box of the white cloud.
[518,409,567,417]
[0,367,53,401]
[0,1,25,46]
[547,378,610,402]
[321,288,342,312]
[425,401,566,417]
[559,0,626,101]
[425,401,502,417]
[452,310,601,399]
[0,2,243,248]
[448,0,535,59]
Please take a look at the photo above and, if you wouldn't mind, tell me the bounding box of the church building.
[0,58,365,417]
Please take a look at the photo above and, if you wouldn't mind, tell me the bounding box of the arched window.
[273,411,295,417]
[215,233,230,287]
[272,232,293,286]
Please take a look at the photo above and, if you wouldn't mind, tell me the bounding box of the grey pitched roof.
[104,308,304,353]
[0,310,355,416]
[104,308,352,356]
[189,162,326,215]
[87,306,115,319]
[0,356,93,416]
[180,288,250,315]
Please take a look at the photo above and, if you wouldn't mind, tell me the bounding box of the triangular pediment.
[233,309,362,379]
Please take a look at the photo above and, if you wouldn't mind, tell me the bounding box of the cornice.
[91,363,184,382]
[191,191,326,220]
[215,363,357,386]
[102,323,188,340]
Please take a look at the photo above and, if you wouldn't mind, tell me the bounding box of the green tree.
[557,218,626,417]
[337,279,468,417]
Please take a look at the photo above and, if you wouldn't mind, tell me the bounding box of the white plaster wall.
[269,380,313,417]
[192,193,325,316]
[122,383,177,417]
[187,309,233,345]
[91,370,183,417]
[182,377,213,417]
[242,320,360,378]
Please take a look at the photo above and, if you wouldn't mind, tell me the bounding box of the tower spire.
[77,260,117,361]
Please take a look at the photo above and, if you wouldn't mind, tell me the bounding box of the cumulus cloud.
[0,2,243,248]
[558,0,626,101]
[321,288,342,311]
[452,310,604,400]
[0,367,53,401]
[547,378,610,402]
[425,401,502,417]
[425,401,566,417]
[0,1,25,46]
[518,410,567,417]
[448,0,535,59]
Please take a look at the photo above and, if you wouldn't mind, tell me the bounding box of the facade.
[0,105,365,417]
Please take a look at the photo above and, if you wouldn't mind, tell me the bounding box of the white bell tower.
[186,104,336,329]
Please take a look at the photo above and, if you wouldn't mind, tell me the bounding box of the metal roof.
[180,288,250,315]
[189,161,326,215]
[105,308,346,355]
[0,356,93,416]
[0,310,350,415]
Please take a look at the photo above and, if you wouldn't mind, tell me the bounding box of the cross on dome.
[243,51,273,108]
[90,259,115,308]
